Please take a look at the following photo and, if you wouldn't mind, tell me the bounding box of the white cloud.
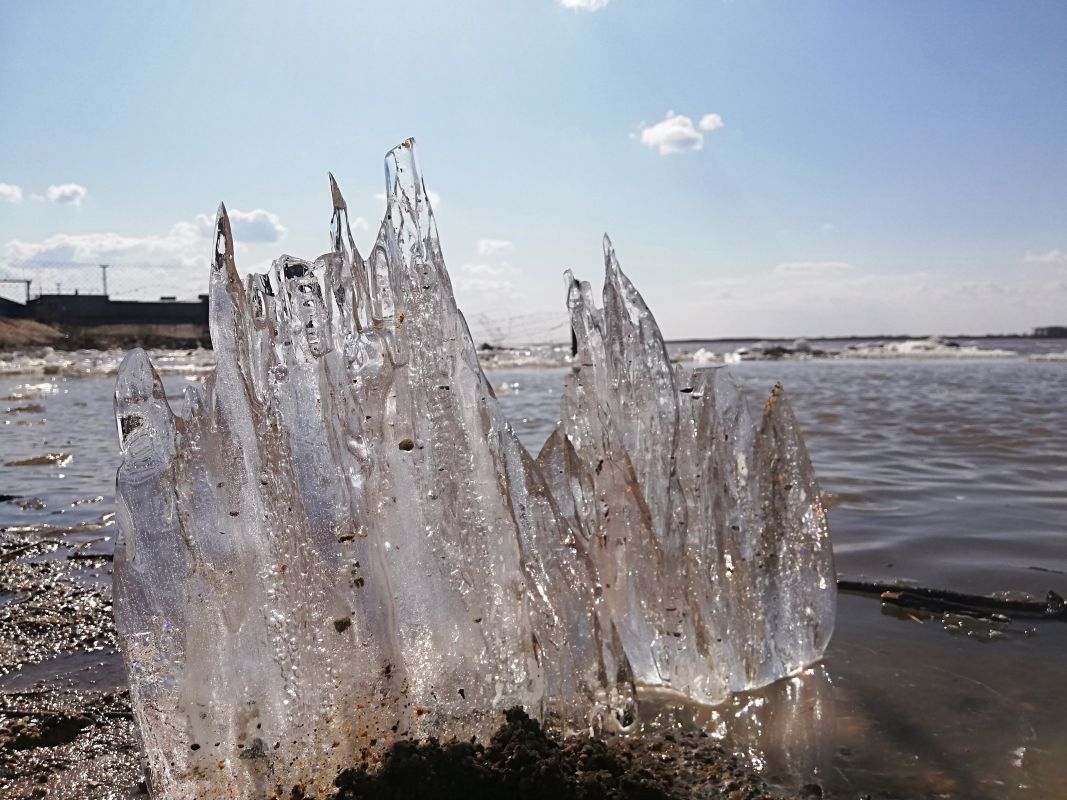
[638,111,724,155]
[559,0,611,10]
[452,275,517,303]
[453,259,525,313]
[0,183,23,203]
[476,238,514,256]
[46,183,88,206]
[773,261,856,279]
[5,226,205,267]
[1,208,288,301]
[1024,249,1065,264]
[194,208,286,243]
[3,208,286,267]
[640,112,702,155]
[698,113,724,132]
[353,216,369,232]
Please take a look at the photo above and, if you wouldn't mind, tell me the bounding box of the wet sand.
[0,534,799,800]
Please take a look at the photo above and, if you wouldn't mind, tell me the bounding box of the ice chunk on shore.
[112,139,833,798]
[841,336,1016,359]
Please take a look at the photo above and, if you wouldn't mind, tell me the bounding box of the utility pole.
[100,264,109,297]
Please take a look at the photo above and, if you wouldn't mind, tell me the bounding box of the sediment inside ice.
[112,138,834,799]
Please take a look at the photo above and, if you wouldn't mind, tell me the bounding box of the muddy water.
[2,356,1066,799]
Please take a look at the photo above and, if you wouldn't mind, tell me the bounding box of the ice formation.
[539,249,835,703]
[112,139,835,799]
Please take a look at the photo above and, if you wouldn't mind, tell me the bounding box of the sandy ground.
[0,321,65,349]
[0,320,210,350]
[0,532,803,800]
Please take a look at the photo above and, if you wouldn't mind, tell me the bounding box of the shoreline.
[1,315,1064,354]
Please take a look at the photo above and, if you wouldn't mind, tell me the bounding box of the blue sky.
[2,1,1065,338]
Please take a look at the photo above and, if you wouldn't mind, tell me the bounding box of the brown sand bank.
[0,320,65,349]
[0,320,210,351]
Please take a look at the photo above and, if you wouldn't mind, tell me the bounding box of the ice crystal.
[113,139,834,799]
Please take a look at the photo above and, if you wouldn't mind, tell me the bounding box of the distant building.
[0,293,208,327]
[0,296,29,319]
[1033,326,1067,338]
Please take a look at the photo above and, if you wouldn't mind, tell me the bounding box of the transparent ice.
[113,139,835,799]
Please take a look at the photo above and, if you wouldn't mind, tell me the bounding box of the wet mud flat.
[0,534,802,800]
[0,689,142,800]
[0,533,141,799]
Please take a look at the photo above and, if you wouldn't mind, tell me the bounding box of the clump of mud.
[335,708,788,800]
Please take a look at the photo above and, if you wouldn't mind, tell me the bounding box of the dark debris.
[336,707,788,800]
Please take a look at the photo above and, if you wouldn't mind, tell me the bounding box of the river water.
[2,341,1066,799]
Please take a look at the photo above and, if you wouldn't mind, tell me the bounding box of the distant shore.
[666,331,1066,345]
[2,316,1063,354]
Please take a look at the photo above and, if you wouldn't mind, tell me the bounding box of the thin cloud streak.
[477,238,514,256]
[461,262,519,276]
[558,0,611,11]
[1024,249,1065,264]
[773,261,855,279]
[686,262,1067,337]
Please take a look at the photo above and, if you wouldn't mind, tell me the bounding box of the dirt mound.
[0,319,64,348]
[334,708,788,800]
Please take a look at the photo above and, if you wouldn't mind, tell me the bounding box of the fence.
[0,259,204,304]
[464,311,570,348]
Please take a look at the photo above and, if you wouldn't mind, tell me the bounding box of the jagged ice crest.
[112,138,836,799]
